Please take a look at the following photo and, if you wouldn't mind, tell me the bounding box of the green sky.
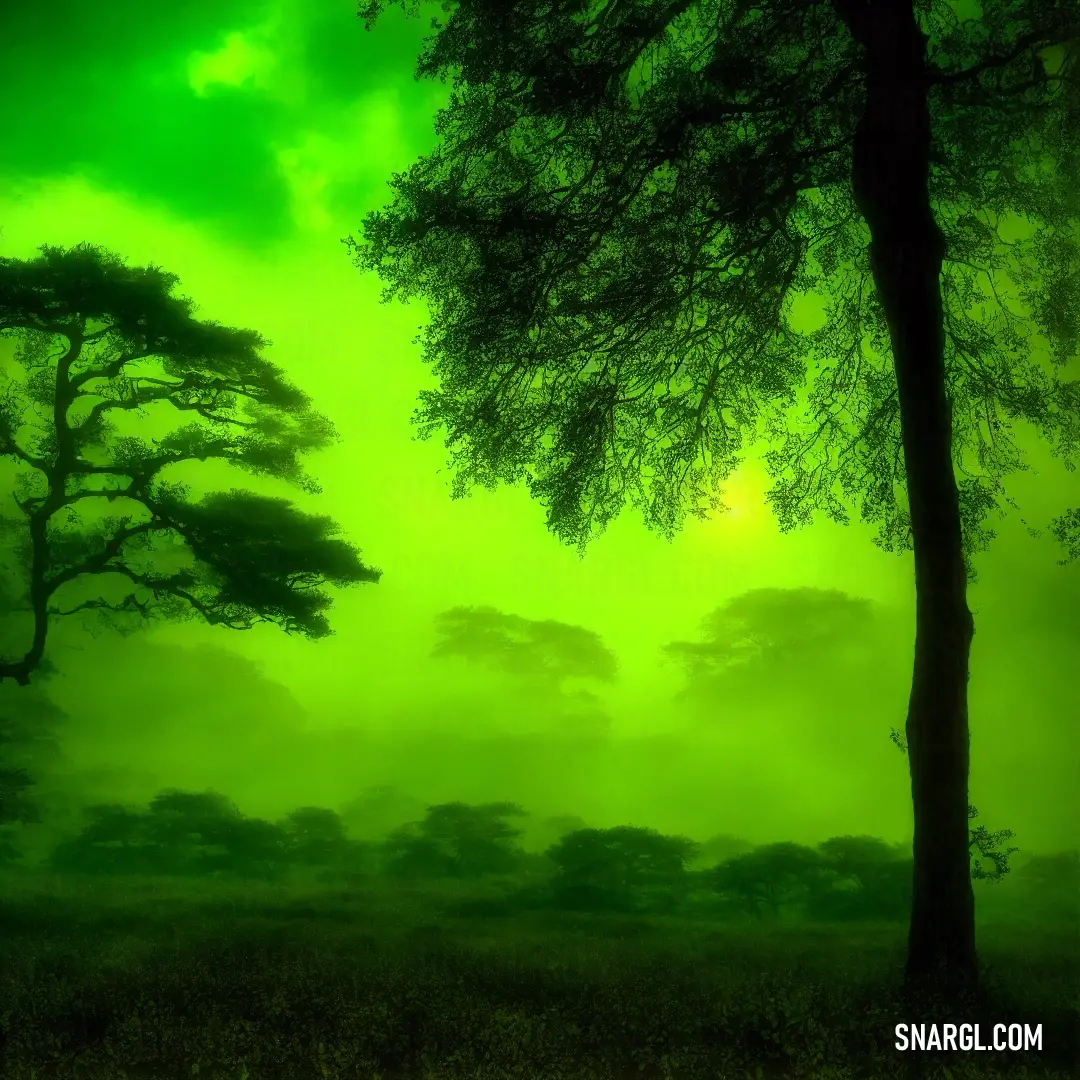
[1,0,1076,854]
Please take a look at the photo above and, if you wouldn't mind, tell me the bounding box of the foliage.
[546,824,699,913]
[968,806,1020,884]
[382,800,528,879]
[0,682,66,861]
[0,243,381,684]
[0,766,40,863]
[665,588,878,679]
[350,0,1079,559]
[1014,851,1080,920]
[710,841,825,919]
[0,766,40,827]
[809,835,913,922]
[277,806,356,868]
[47,789,374,880]
[433,605,618,686]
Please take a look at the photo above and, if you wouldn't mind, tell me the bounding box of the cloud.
[188,30,280,97]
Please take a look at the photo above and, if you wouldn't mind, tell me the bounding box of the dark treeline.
[9,786,1076,927]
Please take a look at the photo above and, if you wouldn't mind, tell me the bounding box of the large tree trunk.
[836,0,978,992]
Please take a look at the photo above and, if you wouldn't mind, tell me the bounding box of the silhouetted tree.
[0,682,63,860]
[663,587,899,715]
[432,606,618,731]
[383,800,527,878]
[351,0,1078,991]
[809,834,912,921]
[547,825,699,912]
[49,803,158,874]
[278,806,356,867]
[711,841,825,918]
[142,789,291,878]
[1014,851,1080,920]
[49,788,294,879]
[0,243,382,685]
[0,766,39,863]
[432,605,618,706]
[667,589,876,677]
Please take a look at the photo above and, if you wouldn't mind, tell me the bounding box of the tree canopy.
[350,0,1078,560]
[432,604,619,684]
[0,243,381,684]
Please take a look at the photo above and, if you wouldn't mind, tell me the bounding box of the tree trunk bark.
[836,0,978,993]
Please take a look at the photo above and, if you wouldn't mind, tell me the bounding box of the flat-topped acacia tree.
[0,243,381,686]
[348,0,1078,993]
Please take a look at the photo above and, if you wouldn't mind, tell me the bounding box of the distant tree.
[277,806,356,867]
[212,816,292,880]
[666,589,876,677]
[353,0,1079,992]
[339,785,426,840]
[433,606,617,688]
[0,765,39,863]
[49,788,293,879]
[547,825,699,913]
[0,682,64,861]
[0,683,64,771]
[1014,851,1080,920]
[809,834,912,921]
[48,803,158,874]
[711,842,825,919]
[663,588,894,708]
[432,607,618,731]
[0,766,39,827]
[0,243,382,686]
[383,800,527,879]
[145,788,289,878]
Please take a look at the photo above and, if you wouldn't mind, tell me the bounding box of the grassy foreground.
[0,869,1075,1080]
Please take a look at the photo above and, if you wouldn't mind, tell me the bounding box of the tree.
[662,587,902,719]
[383,800,527,878]
[0,765,40,863]
[349,0,1078,991]
[1013,850,1080,920]
[432,605,618,729]
[0,243,382,685]
[49,788,294,879]
[711,841,825,918]
[809,834,913,921]
[277,806,357,868]
[433,605,618,685]
[0,681,64,861]
[49,803,160,875]
[546,824,699,912]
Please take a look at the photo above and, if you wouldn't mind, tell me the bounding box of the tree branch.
[44,519,162,595]
[929,26,1079,88]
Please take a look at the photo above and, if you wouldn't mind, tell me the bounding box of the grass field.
[0,867,1076,1080]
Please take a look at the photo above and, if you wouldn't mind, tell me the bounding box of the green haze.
[0,0,1076,869]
